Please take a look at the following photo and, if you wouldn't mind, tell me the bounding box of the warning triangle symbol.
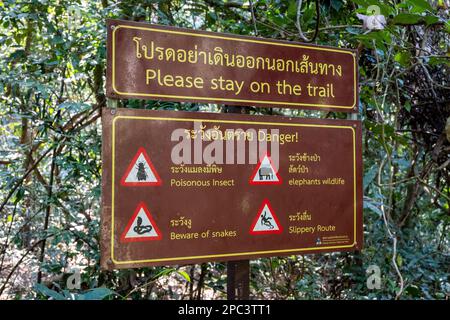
[250,199,283,235]
[120,147,162,186]
[120,202,162,242]
[249,153,281,185]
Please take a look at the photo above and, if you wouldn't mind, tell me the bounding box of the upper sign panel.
[106,19,358,112]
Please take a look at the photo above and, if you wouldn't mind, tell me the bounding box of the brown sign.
[100,108,363,269]
[106,19,358,112]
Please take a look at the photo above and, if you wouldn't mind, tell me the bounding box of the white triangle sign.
[120,147,162,186]
[250,200,282,234]
[249,153,281,185]
[121,203,162,242]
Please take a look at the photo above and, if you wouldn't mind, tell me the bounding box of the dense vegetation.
[0,0,449,300]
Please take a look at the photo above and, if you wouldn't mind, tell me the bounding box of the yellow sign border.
[111,25,357,110]
[110,115,358,265]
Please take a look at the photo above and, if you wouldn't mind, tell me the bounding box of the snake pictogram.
[133,216,153,235]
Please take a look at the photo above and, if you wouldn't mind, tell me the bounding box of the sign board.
[100,108,363,269]
[106,19,358,112]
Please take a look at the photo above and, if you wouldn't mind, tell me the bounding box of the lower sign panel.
[101,108,363,269]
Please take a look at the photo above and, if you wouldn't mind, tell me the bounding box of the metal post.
[106,98,118,109]
[347,112,358,121]
[227,260,250,300]
[223,105,250,300]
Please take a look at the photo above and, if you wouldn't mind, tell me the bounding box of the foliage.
[34,284,116,300]
[0,0,449,300]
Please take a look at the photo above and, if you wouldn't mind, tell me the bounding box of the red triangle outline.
[249,152,282,185]
[249,199,283,235]
[120,147,162,186]
[120,202,162,242]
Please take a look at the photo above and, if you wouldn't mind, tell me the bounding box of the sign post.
[227,260,250,300]
[223,105,251,300]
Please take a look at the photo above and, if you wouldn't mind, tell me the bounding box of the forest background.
[0,0,449,300]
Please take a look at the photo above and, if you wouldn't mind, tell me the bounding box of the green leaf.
[404,101,412,112]
[12,187,25,204]
[349,0,367,5]
[80,287,116,300]
[394,51,411,67]
[396,254,403,267]
[429,56,450,67]
[364,201,383,216]
[436,292,445,299]
[405,285,421,297]
[176,270,191,282]
[423,15,439,25]
[392,13,422,25]
[9,49,25,61]
[445,20,450,34]
[331,0,343,12]
[153,267,175,279]
[287,0,297,18]
[363,165,378,190]
[408,0,433,13]
[34,284,66,300]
